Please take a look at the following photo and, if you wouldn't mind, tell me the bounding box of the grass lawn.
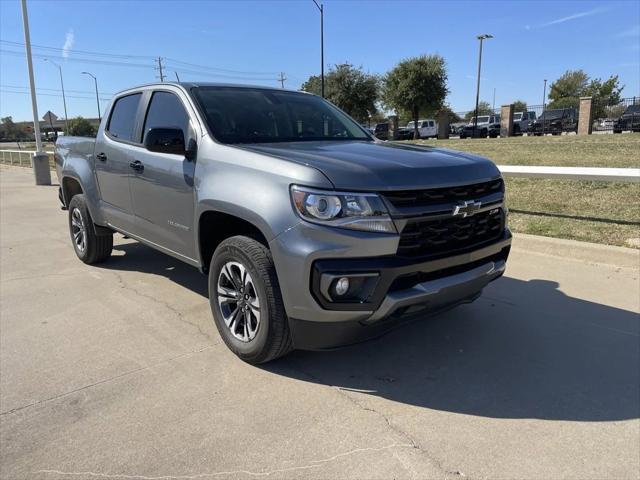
[2,135,638,248]
[409,134,640,248]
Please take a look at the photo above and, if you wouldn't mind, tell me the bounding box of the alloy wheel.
[71,208,87,254]
[217,261,261,342]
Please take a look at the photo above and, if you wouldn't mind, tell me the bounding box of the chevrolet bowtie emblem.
[452,200,482,218]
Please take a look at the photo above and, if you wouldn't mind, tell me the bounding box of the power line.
[1,83,115,96]
[164,57,279,76]
[0,48,155,70]
[0,39,156,60]
[0,88,110,101]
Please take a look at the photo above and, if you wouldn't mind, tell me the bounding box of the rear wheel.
[68,194,113,264]
[209,236,292,364]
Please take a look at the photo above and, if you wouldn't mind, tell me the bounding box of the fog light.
[334,277,350,296]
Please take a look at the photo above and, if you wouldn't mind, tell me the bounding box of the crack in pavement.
[109,270,213,341]
[0,345,216,416]
[34,443,415,479]
[280,364,475,480]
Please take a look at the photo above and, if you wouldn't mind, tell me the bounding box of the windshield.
[539,109,565,120]
[469,116,490,124]
[192,87,370,144]
[406,121,416,128]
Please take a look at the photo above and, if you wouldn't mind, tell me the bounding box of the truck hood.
[237,140,500,191]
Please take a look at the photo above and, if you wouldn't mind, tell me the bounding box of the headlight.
[290,185,397,233]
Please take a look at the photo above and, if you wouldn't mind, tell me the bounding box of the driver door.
[129,89,197,261]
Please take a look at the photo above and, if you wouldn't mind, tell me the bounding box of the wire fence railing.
[0,150,55,168]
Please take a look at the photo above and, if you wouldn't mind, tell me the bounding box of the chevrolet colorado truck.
[55,83,511,364]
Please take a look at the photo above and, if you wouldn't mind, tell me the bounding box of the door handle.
[129,160,144,172]
[96,152,107,161]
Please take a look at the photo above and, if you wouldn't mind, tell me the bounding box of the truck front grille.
[383,179,503,209]
[397,208,505,258]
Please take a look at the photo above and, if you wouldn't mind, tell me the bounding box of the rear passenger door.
[94,92,143,232]
[129,89,197,260]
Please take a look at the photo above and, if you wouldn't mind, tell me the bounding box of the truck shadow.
[267,276,640,422]
[102,241,639,422]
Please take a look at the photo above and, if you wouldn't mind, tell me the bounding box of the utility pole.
[20,0,50,185]
[156,57,165,82]
[542,79,547,136]
[278,72,287,88]
[473,34,493,137]
[312,0,324,97]
[174,71,180,82]
[82,71,101,122]
[43,58,68,133]
[492,87,496,112]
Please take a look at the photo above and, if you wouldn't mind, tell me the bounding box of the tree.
[0,116,30,141]
[67,117,96,137]
[381,55,448,139]
[437,106,463,124]
[585,75,625,118]
[513,100,528,113]
[464,101,492,121]
[301,64,379,123]
[548,70,589,109]
[547,70,624,114]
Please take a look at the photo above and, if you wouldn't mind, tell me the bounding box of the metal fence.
[451,97,639,136]
[0,150,54,168]
[592,97,639,132]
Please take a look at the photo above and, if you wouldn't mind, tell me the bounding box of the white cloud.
[62,29,74,59]
[538,7,609,28]
[616,25,640,38]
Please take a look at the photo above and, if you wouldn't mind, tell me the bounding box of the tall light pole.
[82,71,101,122]
[20,0,50,185]
[44,58,68,132]
[473,33,493,137]
[542,78,547,136]
[312,0,324,98]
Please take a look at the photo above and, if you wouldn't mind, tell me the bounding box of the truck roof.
[113,81,308,96]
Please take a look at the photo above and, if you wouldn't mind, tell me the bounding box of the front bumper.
[269,221,511,349]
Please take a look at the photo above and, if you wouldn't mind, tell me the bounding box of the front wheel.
[209,236,292,364]
[68,194,113,264]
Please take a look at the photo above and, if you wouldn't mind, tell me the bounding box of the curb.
[512,233,640,269]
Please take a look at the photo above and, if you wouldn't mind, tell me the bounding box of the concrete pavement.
[1,165,638,480]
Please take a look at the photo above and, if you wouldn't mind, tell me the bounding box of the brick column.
[438,110,449,139]
[500,104,514,137]
[388,115,399,140]
[578,97,593,135]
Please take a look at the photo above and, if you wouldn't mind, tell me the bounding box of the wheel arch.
[197,207,271,273]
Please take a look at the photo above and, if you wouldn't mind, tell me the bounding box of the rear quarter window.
[107,93,142,142]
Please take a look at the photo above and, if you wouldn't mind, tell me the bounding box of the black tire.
[208,235,292,364]
[68,194,113,264]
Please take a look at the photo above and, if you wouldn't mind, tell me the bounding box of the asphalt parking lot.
[1,165,638,480]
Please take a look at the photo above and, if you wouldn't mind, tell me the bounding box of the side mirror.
[144,128,186,156]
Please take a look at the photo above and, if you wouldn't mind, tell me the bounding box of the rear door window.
[107,93,142,142]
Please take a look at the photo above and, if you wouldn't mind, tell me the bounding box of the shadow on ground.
[104,240,639,422]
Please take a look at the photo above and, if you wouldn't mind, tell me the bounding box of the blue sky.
[1,0,638,121]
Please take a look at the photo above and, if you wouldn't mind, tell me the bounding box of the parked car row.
[372,103,638,141]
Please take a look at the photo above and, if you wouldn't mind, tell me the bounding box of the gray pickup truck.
[55,82,511,363]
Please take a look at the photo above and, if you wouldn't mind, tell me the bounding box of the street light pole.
[542,79,547,136]
[20,0,50,185]
[82,71,101,122]
[473,34,493,137]
[312,0,324,98]
[44,58,69,132]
